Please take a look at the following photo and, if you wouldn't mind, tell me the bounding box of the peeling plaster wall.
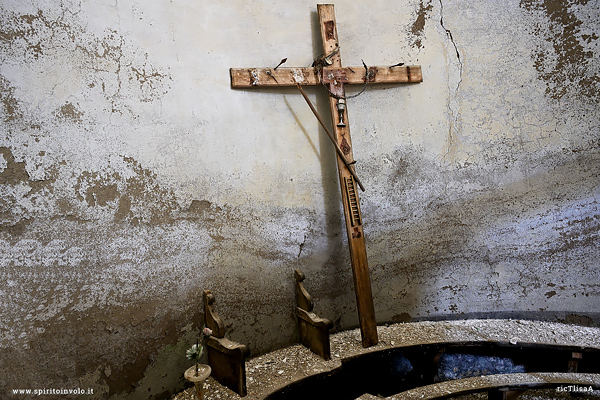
[0,0,598,398]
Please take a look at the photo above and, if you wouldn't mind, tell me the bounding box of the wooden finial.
[203,289,225,338]
[294,269,314,312]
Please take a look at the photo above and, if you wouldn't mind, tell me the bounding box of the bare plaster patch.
[120,325,199,400]
[0,75,22,122]
[78,367,110,400]
[410,0,434,48]
[520,0,600,101]
[0,146,29,184]
[55,101,83,122]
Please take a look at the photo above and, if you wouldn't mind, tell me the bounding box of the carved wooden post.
[295,270,333,360]
[203,290,250,396]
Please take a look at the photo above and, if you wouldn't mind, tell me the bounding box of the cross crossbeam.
[230,65,422,87]
[230,4,423,348]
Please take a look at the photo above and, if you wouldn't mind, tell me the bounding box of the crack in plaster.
[0,8,171,121]
[439,0,463,159]
[297,232,308,259]
[439,0,462,67]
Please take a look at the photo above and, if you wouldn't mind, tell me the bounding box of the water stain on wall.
[67,155,184,226]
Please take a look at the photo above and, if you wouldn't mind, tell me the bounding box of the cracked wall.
[1,0,599,398]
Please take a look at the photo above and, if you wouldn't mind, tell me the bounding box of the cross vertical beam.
[317,4,378,347]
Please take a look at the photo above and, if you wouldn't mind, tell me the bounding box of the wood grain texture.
[230,67,319,87]
[318,3,378,348]
[230,66,422,87]
[321,65,422,85]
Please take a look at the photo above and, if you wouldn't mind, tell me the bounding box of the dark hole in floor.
[266,342,600,400]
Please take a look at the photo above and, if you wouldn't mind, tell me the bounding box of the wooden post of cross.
[230,4,422,347]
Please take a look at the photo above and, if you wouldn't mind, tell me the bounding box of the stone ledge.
[171,319,600,400]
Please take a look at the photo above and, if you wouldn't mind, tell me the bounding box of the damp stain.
[394,158,410,177]
[391,312,412,323]
[119,156,179,225]
[0,147,61,236]
[114,195,131,222]
[0,217,33,236]
[75,171,121,207]
[188,199,212,213]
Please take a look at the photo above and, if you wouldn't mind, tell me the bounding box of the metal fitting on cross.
[337,98,346,127]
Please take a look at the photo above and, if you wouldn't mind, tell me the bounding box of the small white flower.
[186,344,203,360]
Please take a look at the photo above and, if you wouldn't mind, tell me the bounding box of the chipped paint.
[250,69,260,86]
[55,102,84,122]
[291,68,306,83]
[411,0,434,48]
[0,75,22,122]
[521,0,600,101]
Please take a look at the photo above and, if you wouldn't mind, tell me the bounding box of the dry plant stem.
[195,339,199,376]
[295,83,365,191]
[194,384,203,400]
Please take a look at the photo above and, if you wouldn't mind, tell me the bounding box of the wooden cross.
[230,4,422,347]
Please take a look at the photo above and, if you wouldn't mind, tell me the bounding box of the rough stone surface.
[1,0,599,398]
[453,389,600,400]
[171,319,600,400]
